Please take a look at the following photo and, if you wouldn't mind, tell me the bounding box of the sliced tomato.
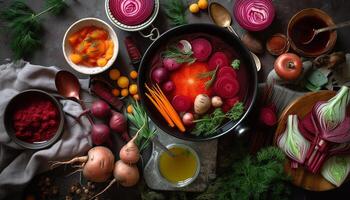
[170,62,212,102]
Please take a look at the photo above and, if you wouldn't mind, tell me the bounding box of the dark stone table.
[1,0,350,199]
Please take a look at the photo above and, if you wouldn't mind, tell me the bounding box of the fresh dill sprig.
[163,0,187,26]
[45,0,68,15]
[194,147,291,200]
[1,0,68,59]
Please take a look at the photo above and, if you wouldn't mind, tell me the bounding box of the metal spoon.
[303,20,350,44]
[55,70,82,103]
[209,2,261,71]
[151,137,175,157]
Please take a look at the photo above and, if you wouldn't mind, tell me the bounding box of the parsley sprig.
[192,102,244,136]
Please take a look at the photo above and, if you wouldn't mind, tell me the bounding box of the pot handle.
[232,121,251,136]
[139,25,160,41]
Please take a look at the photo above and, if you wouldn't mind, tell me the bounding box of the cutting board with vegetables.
[274,90,350,191]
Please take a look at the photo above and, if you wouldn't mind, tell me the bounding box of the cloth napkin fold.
[0,61,92,199]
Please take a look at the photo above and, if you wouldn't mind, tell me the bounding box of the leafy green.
[1,0,68,59]
[197,66,219,89]
[194,147,291,200]
[192,102,244,136]
[45,0,67,15]
[127,100,156,151]
[231,59,240,69]
[162,45,196,64]
[163,0,187,26]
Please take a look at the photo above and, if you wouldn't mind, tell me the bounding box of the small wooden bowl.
[274,90,349,191]
[287,8,337,57]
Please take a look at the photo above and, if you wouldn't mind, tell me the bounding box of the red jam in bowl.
[12,96,59,143]
[109,0,155,26]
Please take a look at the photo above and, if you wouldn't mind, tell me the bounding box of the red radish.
[191,38,212,62]
[214,77,240,99]
[208,52,229,70]
[119,136,140,164]
[222,97,239,112]
[162,80,176,93]
[78,100,111,119]
[91,160,140,199]
[217,66,237,79]
[90,81,123,111]
[259,105,277,126]
[151,67,169,84]
[91,124,111,145]
[163,58,181,71]
[172,95,192,112]
[182,112,194,126]
[109,112,130,142]
[50,146,115,183]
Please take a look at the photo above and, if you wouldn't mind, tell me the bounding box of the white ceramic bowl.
[62,18,119,75]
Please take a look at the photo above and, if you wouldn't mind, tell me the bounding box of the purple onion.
[109,0,154,26]
[233,0,275,31]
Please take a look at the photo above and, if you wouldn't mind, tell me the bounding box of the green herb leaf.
[127,100,156,151]
[162,45,196,64]
[192,102,244,136]
[45,0,67,15]
[231,59,240,69]
[163,0,187,26]
[194,147,291,200]
[197,66,219,89]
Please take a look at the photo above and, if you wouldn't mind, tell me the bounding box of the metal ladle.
[302,20,350,44]
[209,2,261,71]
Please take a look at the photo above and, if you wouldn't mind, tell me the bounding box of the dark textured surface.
[1,0,350,199]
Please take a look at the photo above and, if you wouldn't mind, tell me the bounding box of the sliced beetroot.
[208,52,229,70]
[217,66,237,79]
[171,95,192,112]
[191,38,212,62]
[214,77,240,99]
[222,97,239,112]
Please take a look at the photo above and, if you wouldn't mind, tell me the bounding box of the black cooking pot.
[138,23,258,141]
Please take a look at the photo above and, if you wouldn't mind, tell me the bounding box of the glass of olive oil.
[157,144,200,187]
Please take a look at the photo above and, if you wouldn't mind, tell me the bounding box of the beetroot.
[151,67,169,84]
[163,58,181,71]
[259,105,277,126]
[208,52,229,70]
[171,95,192,112]
[191,38,212,62]
[222,97,239,112]
[214,77,240,99]
[162,80,175,93]
[217,66,237,79]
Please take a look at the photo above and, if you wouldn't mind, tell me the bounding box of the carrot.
[68,33,80,46]
[153,84,186,132]
[145,84,186,132]
[145,93,175,127]
[145,86,175,127]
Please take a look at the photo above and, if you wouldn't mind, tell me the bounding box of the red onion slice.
[233,0,275,31]
[109,0,154,26]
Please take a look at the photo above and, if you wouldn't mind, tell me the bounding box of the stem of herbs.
[32,1,65,18]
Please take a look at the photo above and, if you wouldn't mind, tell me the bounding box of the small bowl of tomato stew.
[4,90,64,149]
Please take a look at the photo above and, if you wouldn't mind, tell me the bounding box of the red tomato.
[274,53,302,80]
[170,62,212,101]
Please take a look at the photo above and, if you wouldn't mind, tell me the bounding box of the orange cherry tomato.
[274,53,302,80]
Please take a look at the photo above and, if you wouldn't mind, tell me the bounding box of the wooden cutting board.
[274,90,337,191]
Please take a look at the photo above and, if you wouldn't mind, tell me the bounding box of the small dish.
[3,90,65,150]
[156,143,200,188]
[287,8,337,57]
[62,17,119,75]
